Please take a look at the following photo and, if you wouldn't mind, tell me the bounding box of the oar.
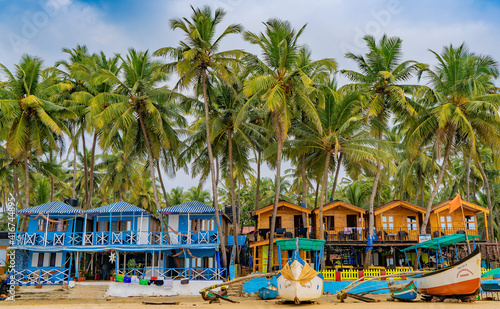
[337,271,423,302]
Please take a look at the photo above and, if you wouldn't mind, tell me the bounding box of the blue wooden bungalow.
[155,201,230,281]
[11,201,83,285]
[10,200,232,285]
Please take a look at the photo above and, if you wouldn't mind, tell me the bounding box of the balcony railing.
[10,268,69,286]
[116,267,226,281]
[15,230,220,246]
[252,227,310,242]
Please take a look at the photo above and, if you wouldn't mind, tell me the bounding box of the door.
[138,216,149,244]
[346,215,357,227]
[168,215,179,244]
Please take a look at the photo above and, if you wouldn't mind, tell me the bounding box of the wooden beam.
[484,213,489,241]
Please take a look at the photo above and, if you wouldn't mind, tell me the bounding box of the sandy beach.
[1,294,499,309]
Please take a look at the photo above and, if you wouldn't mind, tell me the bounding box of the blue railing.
[15,230,220,246]
[117,267,226,281]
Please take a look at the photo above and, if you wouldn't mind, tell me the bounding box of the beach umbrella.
[482,268,500,279]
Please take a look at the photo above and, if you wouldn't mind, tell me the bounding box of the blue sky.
[1,0,499,190]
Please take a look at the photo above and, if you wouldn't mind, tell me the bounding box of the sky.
[1,0,500,191]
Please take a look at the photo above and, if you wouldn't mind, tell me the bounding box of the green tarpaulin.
[275,238,325,251]
[402,234,480,252]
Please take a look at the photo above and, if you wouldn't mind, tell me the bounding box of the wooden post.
[484,212,489,241]
[459,203,471,253]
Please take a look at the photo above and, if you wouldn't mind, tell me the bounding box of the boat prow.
[276,250,323,304]
[414,247,481,297]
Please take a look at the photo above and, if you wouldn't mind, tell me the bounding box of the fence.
[317,266,493,282]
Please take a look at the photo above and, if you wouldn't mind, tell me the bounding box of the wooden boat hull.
[390,281,417,301]
[481,280,500,292]
[258,285,279,300]
[277,256,323,302]
[414,248,481,297]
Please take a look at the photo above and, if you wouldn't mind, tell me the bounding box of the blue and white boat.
[258,283,279,300]
[389,280,418,301]
[275,238,325,304]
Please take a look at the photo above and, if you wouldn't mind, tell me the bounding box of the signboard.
[418,234,431,243]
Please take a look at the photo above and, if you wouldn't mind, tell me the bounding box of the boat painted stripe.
[419,278,480,296]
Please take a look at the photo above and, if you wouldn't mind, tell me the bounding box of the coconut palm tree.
[155,6,244,267]
[0,55,73,209]
[94,49,179,212]
[341,34,422,267]
[408,43,500,234]
[292,83,390,240]
[243,19,336,271]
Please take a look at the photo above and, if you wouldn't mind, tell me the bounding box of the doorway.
[346,215,357,227]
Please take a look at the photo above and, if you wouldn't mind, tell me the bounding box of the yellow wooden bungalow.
[429,199,489,240]
[374,200,426,242]
[311,200,366,241]
[249,200,311,272]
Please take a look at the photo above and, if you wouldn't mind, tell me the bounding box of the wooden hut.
[429,199,489,240]
[311,200,366,241]
[249,200,311,272]
[374,200,426,241]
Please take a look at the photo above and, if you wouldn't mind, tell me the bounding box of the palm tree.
[243,19,336,271]
[408,43,500,233]
[185,186,212,204]
[0,55,73,209]
[155,6,243,268]
[94,49,179,212]
[341,34,421,267]
[293,86,389,240]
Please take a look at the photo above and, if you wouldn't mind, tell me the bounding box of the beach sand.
[1,294,499,309]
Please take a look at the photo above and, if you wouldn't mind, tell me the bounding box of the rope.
[33,213,75,223]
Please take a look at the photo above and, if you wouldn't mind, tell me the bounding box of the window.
[382,216,394,229]
[407,216,417,231]
[98,221,109,232]
[440,216,452,229]
[37,253,45,267]
[323,216,334,230]
[49,253,56,267]
[269,216,281,229]
[56,220,68,232]
[125,220,132,231]
[465,216,475,230]
[190,219,215,231]
[37,219,45,231]
[186,257,212,268]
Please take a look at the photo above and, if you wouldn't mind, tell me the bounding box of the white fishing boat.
[402,234,482,300]
[275,238,325,304]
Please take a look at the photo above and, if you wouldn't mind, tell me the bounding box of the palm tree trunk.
[13,164,20,205]
[267,116,284,273]
[318,152,331,241]
[314,180,319,208]
[137,110,162,212]
[156,159,170,207]
[421,131,454,233]
[50,151,54,202]
[254,151,261,213]
[81,132,90,210]
[228,129,239,262]
[477,158,494,239]
[300,153,307,226]
[23,145,29,209]
[72,126,77,199]
[420,166,424,208]
[415,165,420,205]
[466,151,472,202]
[88,132,98,208]
[330,153,343,200]
[202,68,227,268]
[364,161,381,268]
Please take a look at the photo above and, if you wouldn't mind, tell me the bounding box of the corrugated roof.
[159,201,214,214]
[86,201,149,214]
[18,201,82,215]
